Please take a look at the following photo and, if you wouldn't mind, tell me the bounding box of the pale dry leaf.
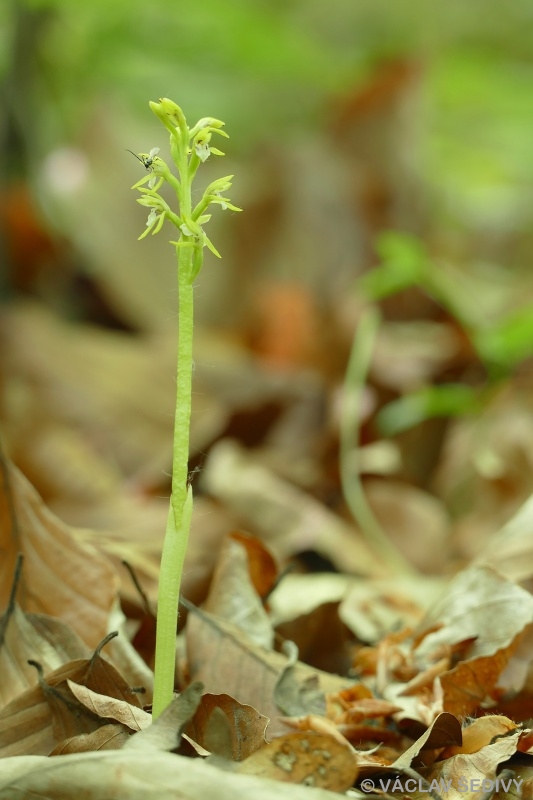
[0,748,346,799]
[0,642,143,756]
[441,714,517,758]
[203,535,273,648]
[124,682,204,753]
[275,662,326,718]
[237,731,358,792]
[0,603,89,710]
[0,456,119,648]
[0,665,103,757]
[478,492,533,583]
[415,565,533,714]
[339,575,444,644]
[420,731,522,800]
[67,680,151,731]
[49,724,131,754]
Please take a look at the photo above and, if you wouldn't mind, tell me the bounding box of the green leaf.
[377,384,482,436]
[360,232,429,300]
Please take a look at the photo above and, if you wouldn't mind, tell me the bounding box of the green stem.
[152,242,195,719]
[340,307,417,576]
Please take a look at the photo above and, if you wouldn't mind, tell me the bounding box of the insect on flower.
[126,147,160,171]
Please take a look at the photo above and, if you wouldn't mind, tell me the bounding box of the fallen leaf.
[49,724,130,754]
[0,601,89,710]
[440,714,517,758]
[420,731,522,800]
[184,693,268,760]
[0,748,346,799]
[0,664,103,757]
[393,713,462,769]
[230,531,278,600]
[124,682,204,752]
[203,535,274,649]
[415,565,533,714]
[185,604,352,737]
[0,634,143,756]
[237,731,358,792]
[0,455,119,648]
[276,602,354,676]
[67,681,151,731]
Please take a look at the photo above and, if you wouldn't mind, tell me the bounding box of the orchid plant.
[131,98,241,719]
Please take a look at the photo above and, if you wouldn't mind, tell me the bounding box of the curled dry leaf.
[66,681,151,731]
[0,636,143,757]
[440,714,518,758]
[203,535,274,649]
[0,665,103,757]
[421,731,522,800]
[0,456,118,648]
[236,731,358,792]
[393,712,463,769]
[184,693,269,761]
[415,565,533,716]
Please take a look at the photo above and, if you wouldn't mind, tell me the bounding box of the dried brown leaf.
[230,531,278,599]
[393,712,462,769]
[67,681,151,731]
[415,566,533,713]
[420,732,522,800]
[0,638,142,756]
[50,724,131,754]
[0,603,89,710]
[236,731,358,792]
[185,693,269,760]
[441,714,517,758]
[0,666,103,757]
[124,682,204,752]
[203,535,273,649]
[0,456,118,648]
[186,606,351,738]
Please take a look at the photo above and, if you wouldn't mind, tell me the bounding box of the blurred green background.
[3,0,533,569]
[2,0,533,333]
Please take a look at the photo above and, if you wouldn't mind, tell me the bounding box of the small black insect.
[126,147,159,171]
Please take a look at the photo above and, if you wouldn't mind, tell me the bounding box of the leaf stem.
[340,307,417,576]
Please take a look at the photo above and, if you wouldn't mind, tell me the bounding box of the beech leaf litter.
[3,364,533,800]
[4,81,533,793]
